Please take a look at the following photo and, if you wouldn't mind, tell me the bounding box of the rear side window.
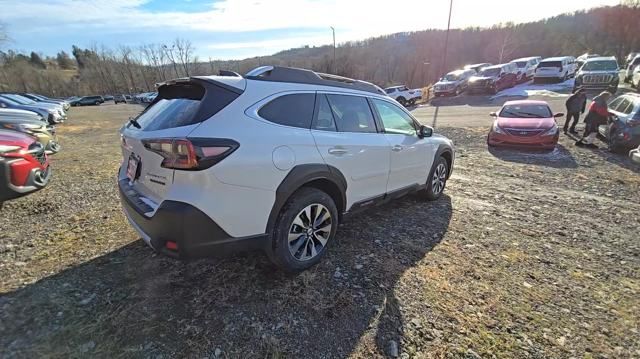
[135,82,239,131]
[326,94,377,133]
[258,93,315,129]
[313,95,337,131]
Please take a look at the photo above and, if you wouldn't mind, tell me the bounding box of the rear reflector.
[142,138,239,171]
[166,241,178,250]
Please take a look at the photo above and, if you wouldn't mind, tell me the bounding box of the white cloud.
[0,0,621,58]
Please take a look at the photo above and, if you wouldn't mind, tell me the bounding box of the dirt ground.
[1,104,639,358]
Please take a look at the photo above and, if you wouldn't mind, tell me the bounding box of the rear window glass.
[258,93,315,129]
[135,82,239,131]
[539,61,562,68]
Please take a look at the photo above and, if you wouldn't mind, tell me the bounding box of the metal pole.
[441,0,453,78]
[331,26,336,74]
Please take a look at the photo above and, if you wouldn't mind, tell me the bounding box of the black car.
[70,96,104,106]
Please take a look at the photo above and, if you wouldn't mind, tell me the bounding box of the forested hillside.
[1,2,639,96]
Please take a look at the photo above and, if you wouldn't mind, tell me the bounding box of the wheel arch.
[435,144,454,179]
[267,164,347,237]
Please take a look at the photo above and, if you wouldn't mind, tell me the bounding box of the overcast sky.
[0,0,620,60]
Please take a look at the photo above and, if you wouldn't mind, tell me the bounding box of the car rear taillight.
[142,138,239,170]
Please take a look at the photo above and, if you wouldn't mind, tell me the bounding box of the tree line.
[1,2,640,97]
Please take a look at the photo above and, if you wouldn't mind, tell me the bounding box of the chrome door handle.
[392,145,403,152]
[328,147,348,155]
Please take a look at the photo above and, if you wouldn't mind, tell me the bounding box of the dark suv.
[574,57,620,93]
[71,96,104,106]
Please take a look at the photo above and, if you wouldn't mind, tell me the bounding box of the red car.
[0,129,51,208]
[487,100,563,150]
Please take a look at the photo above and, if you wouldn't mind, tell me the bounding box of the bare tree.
[174,38,195,77]
[162,44,180,78]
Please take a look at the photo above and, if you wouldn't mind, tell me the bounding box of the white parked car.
[624,55,640,83]
[384,85,423,106]
[630,145,640,164]
[118,66,455,272]
[534,56,577,83]
[510,57,542,82]
[631,65,640,89]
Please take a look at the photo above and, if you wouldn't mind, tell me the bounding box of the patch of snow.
[491,79,575,99]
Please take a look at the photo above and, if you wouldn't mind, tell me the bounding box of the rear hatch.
[119,77,243,208]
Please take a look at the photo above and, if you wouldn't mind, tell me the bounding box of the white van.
[534,56,577,83]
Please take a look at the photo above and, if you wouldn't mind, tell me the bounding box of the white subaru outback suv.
[118,66,454,272]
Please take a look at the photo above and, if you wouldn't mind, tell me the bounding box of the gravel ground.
[1,104,639,358]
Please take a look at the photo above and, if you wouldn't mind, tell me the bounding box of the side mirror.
[554,113,565,118]
[418,125,433,138]
[489,112,497,117]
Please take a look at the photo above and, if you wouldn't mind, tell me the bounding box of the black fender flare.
[435,144,454,179]
[266,164,347,235]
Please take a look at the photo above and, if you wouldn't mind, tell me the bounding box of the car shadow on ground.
[0,195,453,358]
[592,147,640,174]
[488,144,579,169]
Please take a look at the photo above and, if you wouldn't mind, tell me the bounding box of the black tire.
[397,97,407,106]
[609,85,618,94]
[422,156,449,201]
[94,101,100,105]
[268,187,339,272]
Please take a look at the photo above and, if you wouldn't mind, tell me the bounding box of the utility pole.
[440,0,453,78]
[330,26,336,74]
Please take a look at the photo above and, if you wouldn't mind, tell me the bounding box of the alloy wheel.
[288,203,333,261]
[431,162,448,195]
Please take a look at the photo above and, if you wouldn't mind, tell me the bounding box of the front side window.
[372,99,416,135]
[326,94,377,133]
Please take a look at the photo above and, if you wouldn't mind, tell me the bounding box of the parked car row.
[0,93,68,124]
[0,91,69,209]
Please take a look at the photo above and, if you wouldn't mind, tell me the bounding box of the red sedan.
[487,100,563,150]
[0,129,51,208]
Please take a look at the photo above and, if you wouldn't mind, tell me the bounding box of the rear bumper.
[118,179,268,259]
[0,158,51,202]
[488,132,558,149]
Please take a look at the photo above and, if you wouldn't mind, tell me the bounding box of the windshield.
[479,68,500,77]
[499,104,553,118]
[443,73,460,81]
[514,61,527,68]
[582,60,618,71]
[4,94,36,105]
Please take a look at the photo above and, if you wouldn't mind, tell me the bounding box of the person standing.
[564,88,587,134]
[575,91,612,149]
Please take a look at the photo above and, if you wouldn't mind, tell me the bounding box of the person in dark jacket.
[564,88,587,134]
[575,91,612,148]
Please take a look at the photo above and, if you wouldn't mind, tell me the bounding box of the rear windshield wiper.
[129,117,141,129]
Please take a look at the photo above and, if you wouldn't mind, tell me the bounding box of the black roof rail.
[244,66,385,95]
